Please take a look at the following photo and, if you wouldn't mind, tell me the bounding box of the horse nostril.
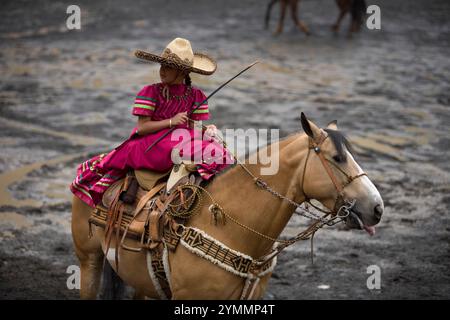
[374,204,383,220]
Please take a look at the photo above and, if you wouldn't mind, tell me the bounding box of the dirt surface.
[1,0,449,300]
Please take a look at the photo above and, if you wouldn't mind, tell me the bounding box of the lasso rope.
[165,184,203,219]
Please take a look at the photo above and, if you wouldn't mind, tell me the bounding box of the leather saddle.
[89,161,204,252]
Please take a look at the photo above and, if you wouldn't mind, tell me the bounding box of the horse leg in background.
[289,0,310,35]
[265,0,279,30]
[332,0,350,32]
[349,0,367,34]
[275,0,288,34]
[71,195,104,299]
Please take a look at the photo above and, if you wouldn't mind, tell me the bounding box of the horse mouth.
[347,208,376,236]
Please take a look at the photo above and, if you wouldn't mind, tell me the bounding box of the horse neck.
[202,133,310,258]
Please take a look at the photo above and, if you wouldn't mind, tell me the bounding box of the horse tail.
[99,261,126,300]
[351,0,367,28]
[265,0,279,29]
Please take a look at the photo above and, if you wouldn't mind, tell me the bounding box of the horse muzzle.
[345,203,383,236]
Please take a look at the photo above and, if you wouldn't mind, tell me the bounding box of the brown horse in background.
[71,113,384,299]
[265,0,367,35]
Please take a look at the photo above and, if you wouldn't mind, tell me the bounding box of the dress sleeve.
[132,85,159,117]
[190,88,210,121]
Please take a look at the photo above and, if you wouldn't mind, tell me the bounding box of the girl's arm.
[136,112,189,136]
[136,116,170,135]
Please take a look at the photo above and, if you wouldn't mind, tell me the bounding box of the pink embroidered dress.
[70,83,233,208]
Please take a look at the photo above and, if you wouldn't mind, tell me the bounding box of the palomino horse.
[265,0,367,35]
[71,113,383,299]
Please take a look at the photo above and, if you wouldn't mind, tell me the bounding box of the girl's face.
[159,65,184,85]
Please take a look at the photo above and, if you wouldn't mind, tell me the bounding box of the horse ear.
[326,120,338,130]
[301,112,321,140]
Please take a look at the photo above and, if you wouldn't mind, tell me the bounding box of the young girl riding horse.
[70,38,233,208]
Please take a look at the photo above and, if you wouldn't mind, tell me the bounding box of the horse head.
[299,112,384,235]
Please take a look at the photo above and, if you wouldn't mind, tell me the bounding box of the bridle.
[236,130,367,226]
[301,130,368,215]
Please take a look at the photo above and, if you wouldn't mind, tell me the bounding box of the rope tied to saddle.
[165,184,203,219]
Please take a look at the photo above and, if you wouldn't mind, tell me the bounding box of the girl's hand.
[171,112,188,126]
[204,124,218,141]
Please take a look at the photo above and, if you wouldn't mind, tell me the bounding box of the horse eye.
[333,155,343,163]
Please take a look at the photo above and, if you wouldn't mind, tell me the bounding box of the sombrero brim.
[135,50,217,75]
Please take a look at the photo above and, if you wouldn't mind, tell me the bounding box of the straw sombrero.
[135,38,217,75]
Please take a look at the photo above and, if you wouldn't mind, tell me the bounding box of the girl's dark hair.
[185,73,192,86]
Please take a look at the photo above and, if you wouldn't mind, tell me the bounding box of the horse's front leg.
[332,10,348,32]
[332,0,349,32]
[265,0,279,30]
[349,15,363,35]
[275,0,288,35]
[290,0,309,35]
